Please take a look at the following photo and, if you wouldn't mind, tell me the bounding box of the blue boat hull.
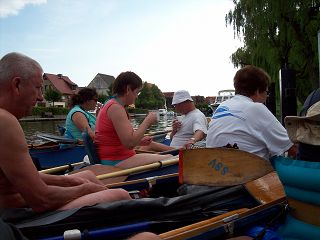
[30,145,86,169]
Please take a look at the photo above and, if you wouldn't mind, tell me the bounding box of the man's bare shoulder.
[0,108,19,124]
[0,108,26,147]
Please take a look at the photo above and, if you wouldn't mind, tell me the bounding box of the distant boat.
[209,89,235,113]
[158,108,167,116]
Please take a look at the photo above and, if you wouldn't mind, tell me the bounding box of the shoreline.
[20,115,67,122]
[20,113,148,122]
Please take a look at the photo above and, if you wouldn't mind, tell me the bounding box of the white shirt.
[206,95,293,159]
[170,109,207,148]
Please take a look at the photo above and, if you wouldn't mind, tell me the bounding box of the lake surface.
[21,115,174,144]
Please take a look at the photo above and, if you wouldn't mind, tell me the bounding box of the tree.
[98,94,108,104]
[44,88,62,107]
[226,0,320,102]
[135,82,166,109]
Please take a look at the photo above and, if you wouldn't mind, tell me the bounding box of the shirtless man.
[0,52,131,213]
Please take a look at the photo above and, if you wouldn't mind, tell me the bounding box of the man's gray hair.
[0,52,43,85]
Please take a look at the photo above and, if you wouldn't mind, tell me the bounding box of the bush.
[127,108,149,114]
[32,107,69,116]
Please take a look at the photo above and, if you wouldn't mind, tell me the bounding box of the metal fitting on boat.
[63,229,81,240]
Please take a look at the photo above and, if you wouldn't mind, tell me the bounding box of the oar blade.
[179,148,274,186]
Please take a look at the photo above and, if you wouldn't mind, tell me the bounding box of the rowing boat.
[1,148,288,240]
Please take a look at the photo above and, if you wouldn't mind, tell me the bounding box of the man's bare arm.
[0,111,106,212]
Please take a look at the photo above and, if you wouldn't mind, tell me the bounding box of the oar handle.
[40,161,85,174]
[97,157,178,180]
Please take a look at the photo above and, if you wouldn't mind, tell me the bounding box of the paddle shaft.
[145,129,171,137]
[40,161,85,174]
[97,157,178,180]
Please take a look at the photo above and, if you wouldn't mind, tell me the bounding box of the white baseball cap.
[172,90,193,105]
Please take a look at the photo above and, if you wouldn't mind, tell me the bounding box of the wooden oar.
[40,161,85,174]
[179,148,274,186]
[69,157,178,185]
[106,173,179,188]
[70,164,128,185]
[244,171,286,204]
[159,208,248,240]
[145,129,172,137]
[96,157,178,180]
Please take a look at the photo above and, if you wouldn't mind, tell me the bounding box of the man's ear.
[11,77,22,95]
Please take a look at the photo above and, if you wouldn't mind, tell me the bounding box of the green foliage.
[98,94,108,103]
[32,107,69,116]
[135,82,166,109]
[107,83,113,96]
[195,103,211,116]
[44,88,62,106]
[127,108,149,114]
[226,0,320,102]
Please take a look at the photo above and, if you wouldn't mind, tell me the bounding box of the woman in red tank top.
[95,71,172,169]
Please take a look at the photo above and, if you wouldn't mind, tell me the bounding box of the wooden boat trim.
[160,197,286,240]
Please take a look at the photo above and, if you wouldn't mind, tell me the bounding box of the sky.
[0,0,242,97]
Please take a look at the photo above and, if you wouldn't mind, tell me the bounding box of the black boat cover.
[1,185,259,239]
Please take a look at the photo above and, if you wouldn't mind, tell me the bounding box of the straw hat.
[285,101,320,145]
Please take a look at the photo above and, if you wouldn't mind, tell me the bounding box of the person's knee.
[75,170,95,179]
[114,188,131,200]
[128,232,162,240]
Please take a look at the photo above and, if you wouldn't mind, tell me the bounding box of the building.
[42,73,78,107]
[87,73,115,96]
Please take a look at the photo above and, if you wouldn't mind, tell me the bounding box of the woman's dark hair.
[112,71,142,96]
[234,65,270,97]
[70,88,97,107]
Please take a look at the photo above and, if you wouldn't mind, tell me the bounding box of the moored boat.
[29,130,173,170]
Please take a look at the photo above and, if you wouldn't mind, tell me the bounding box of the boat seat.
[82,130,101,165]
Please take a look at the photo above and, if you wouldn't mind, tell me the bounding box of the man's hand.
[183,138,196,149]
[172,119,182,132]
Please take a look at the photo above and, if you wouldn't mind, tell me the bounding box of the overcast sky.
[0,0,242,97]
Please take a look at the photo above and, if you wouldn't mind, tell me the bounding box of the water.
[21,115,174,144]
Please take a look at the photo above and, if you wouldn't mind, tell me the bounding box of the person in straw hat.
[271,92,320,239]
[285,91,320,161]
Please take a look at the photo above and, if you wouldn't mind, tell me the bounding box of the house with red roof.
[42,73,78,107]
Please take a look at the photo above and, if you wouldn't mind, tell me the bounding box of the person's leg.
[128,232,162,240]
[116,153,173,169]
[58,188,131,210]
[138,142,175,152]
[68,170,104,185]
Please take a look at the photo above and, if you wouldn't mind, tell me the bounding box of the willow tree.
[226,0,320,102]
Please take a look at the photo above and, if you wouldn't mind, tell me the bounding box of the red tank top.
[95,99,136,160]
